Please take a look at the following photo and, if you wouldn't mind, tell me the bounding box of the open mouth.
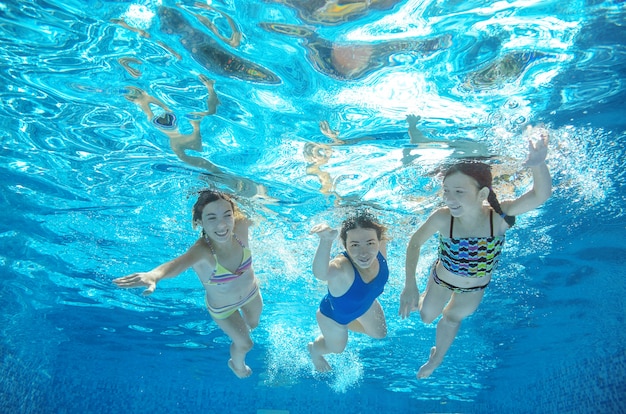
[215,229,229,238]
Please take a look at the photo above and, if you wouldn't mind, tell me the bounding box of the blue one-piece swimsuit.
[319,251,389,325]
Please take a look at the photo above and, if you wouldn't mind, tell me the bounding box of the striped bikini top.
[438,210,505,278]
[204,234,252,285]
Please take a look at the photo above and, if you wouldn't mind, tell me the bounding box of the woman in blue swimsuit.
[399,126,552,379]
[114,190,262,379]
[308,210,390,372]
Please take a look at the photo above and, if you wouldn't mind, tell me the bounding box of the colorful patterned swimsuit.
[435,210,505,292]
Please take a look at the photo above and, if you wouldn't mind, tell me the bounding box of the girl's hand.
[523,125,549,167]
[310,223,338,241]
[399,285,421,319]
[113,272,158,296]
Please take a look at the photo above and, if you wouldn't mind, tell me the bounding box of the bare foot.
[417,346,440,379]
[308,342,331,372]
[228,359,252,379]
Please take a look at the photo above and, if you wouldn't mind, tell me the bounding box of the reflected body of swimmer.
[260,22,451,80]
[304,120,384,202]
[267,0,403,26]
[124,76,272,201]
[305,116,493,200]
[157,6,280,84]
[179,2,242,48]
[125,74,222,174]
[402,114,494,165]
[304,121,342,198]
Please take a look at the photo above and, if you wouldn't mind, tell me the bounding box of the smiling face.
[442,172,487,217]
[198,198,235,244]
[344,226,380,269]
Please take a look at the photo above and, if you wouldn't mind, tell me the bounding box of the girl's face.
[198,198,235,243]
[344,226,380,269]
[442,172,485,216]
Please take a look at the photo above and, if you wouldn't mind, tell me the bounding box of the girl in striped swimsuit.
[114,190,262,379]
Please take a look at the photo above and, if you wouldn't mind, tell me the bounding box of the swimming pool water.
[1,0,625,413]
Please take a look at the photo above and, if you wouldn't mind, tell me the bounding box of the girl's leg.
[352,300,387,339]
[417,290,485,379]
[419,271,453,324]
[212,312,255,379]
[308,310,349,372]
[240,290,263,330]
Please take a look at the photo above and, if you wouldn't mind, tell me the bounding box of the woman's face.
[442,172,484,217]
[199,198,235,243]
[344,226,380,269]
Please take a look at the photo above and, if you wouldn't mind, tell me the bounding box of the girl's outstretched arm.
[113,241,203,295]
[503,126,552,216]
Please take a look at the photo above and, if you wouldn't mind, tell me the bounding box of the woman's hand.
[310,223,338,241]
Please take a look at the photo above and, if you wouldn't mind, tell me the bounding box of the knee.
[234,337,254,353]
[420,308,440,325]
[442,310,469,324]
[324,338,347,354]
[327,343,346,354]
[370,325,387,340]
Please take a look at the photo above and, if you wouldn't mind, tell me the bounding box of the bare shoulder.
[234,216,253,245]
[235,215,253,229]
[425,207,450,232]
[409,208,448,245]
[328,254,351,278]
[156,238,216,276]
[431,207,450,222]
[188,238,215,263]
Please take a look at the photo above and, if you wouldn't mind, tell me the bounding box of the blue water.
[1,0,625,413]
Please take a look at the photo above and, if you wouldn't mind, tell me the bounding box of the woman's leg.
[308,310,349,372]
[352,300,387,339]
[417,290,485,379]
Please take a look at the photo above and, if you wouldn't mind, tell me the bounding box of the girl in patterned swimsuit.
[114,190,262,379]
[399,126,552,379]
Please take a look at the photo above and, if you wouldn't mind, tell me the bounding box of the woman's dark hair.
[339,209,388,245]
[192,189,235,229]
[444,162,516,227]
